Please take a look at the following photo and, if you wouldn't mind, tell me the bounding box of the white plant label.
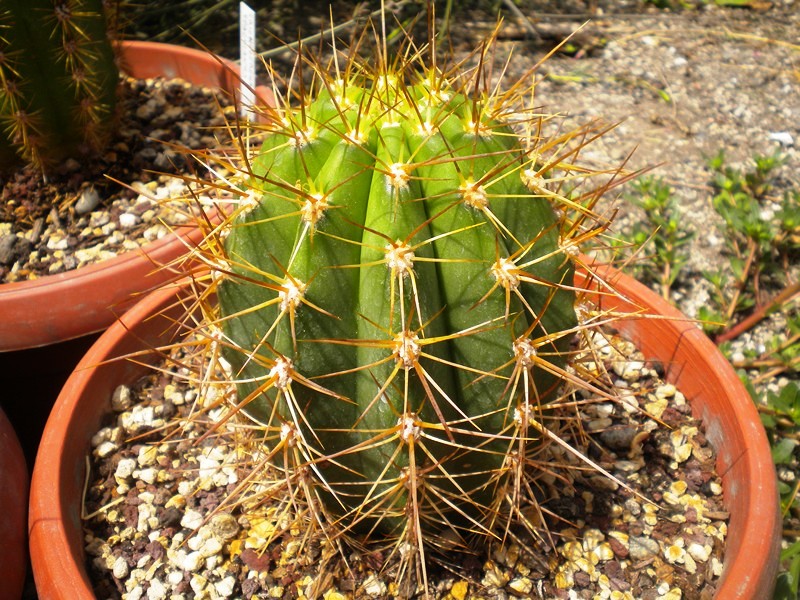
[239,2,256,120]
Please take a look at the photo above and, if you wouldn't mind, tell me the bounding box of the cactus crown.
[0,0,119,170]
[177,16,629,593]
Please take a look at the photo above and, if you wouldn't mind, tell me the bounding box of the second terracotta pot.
[0,40,273,467]
[0,40,272,353]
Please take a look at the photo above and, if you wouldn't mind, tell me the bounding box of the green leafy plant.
[700,151,799,343]
[700,152,800,343]
[620,176,694,299]
[707,150,799,599]
[0,0,119,171]
[755,381,800,483]
[775,539,800,600]
[729,313,800,384]
[746,379,800,600]
[175,18,633,589]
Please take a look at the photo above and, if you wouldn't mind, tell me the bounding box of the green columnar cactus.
[205,36,597,570]
[0,0,118,170]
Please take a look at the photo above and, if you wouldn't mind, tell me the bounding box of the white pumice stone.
[146,578,167,600]
[181,551,202,572]
[181,509,204,530]
[135,467,157,484]
[115,458,137,480]
[119,212,141,229]
[112,555,130,579]
[137,445,158,466]
[214,576,236,597]
[127,586,144,600]
[95,440,119,457]
[167,570,184,586]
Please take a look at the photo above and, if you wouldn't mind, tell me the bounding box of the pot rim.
[576,261,780,599]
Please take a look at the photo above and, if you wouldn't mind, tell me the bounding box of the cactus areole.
[0,0,118,170]
[217,58,578,542]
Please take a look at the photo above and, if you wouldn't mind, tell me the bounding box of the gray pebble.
[135,98,160,121]
[0,234,20,265]
[75,187,102,215]
[599,425,638,450]
[629,536,660,560]
[209,513,240,541]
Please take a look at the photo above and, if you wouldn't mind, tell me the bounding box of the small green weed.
[700,151,799,343]
[617,150,798,361]
[747,379,800,600]
[755,381,800,470]
[775,539,800,600]
[728,313,800,384]
[617,176,694,299]
[702,150,799,600]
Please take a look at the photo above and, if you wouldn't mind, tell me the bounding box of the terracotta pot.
[0,40,273,468]
[0,40,272,353]
[29,267,780,599]
[0,407,28,600]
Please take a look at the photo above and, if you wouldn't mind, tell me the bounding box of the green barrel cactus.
[0,0,118,170]
[210,43,584,560]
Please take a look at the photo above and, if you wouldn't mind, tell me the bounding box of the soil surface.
[83,325,730,600]
[0,77,236,283]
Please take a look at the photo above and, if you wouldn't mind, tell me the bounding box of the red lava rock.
[146,540,166,561]
[240,548,272,572]
[609,536,629,559]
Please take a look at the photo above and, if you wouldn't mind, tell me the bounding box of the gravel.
[0,75,239,283]
[83,323,728,600]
